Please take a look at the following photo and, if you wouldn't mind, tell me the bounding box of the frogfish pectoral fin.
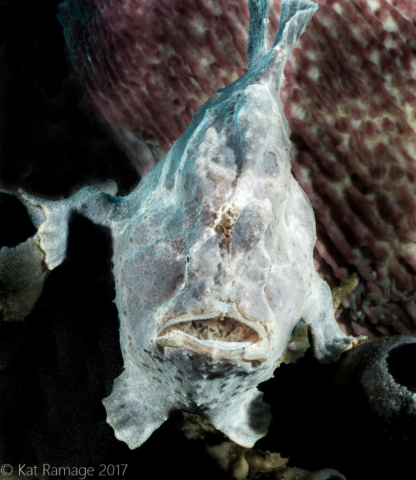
[102,362,171,449]
[207,389,271,448]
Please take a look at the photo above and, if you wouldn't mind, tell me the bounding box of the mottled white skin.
[3,0,362,450]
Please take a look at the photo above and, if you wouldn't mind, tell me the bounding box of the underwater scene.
[0,0,416,479]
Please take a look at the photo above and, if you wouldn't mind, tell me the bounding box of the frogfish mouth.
[157,313,267,362]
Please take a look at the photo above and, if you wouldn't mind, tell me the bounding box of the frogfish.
[0,0,363,449]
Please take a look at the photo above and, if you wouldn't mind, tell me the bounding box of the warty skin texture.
[0,0,362,450]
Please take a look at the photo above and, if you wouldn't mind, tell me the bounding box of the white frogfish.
[0,0,364,449]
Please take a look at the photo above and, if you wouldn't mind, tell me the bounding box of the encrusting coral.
[57,0,416,338]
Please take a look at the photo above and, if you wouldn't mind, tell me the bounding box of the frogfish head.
[115,39,316,376]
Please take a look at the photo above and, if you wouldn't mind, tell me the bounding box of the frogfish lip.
[156,312,269,362]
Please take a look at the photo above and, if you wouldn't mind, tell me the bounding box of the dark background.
[0,1,415,479]
[0,0,138,198]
